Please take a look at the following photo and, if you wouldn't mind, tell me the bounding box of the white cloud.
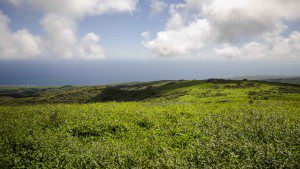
[40,14,76,59]
[214,44,241,58]
[214,31,300,59]
[144,19,211,56]
[8,0,138,18]
[5,0,138,60]
[40,14,106,60]
[266,31,300,58]
[149,0,167,16]
[0,12,42,60]
[141,31,151,40]
[79,33,106,60]
[203,0,300,43]
[7,0,22,5]
[143,0,300,59]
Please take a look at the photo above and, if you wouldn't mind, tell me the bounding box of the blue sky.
[0,0,299,85]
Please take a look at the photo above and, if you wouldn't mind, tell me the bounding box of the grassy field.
[0,80,299,168]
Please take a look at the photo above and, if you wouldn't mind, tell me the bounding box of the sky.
[0,0,299,85]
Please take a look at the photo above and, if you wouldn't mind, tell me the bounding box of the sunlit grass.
[0,80,299,168]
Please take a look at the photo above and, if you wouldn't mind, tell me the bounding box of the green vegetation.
[229,76,300,85]
[0,80,299,168]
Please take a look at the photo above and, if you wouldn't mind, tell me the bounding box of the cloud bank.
[143,0,300,59]
[2,0,138,60]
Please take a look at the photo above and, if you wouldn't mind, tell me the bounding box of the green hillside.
[0,80,299,168]
[229,75,300,84]
[1,79,299,105]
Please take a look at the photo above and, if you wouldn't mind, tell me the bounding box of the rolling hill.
[0,79,299,168]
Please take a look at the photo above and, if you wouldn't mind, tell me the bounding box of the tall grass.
[0,80,299,168]
[0,100,299,168]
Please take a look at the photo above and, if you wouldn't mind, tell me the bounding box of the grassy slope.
[229,76,300,85]
[0,80,299,168]
[1,79,299,105]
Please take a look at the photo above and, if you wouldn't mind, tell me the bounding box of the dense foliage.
[0,80,299,168]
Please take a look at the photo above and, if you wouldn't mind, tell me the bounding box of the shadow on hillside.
[2,79,298,104]
[90,79,228,102]
[91,87,159,102]
[0,89,41,98]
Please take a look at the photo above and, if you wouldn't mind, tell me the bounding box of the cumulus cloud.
[143,0,300,59]
[203,0,300,43]
[4,0,138,60]
[79,33,106,60]
[0,12,42,60]
[40,14,77,59]
[149,0,167,16]
[214,31,300,59]
[40,13,106,60]
[144,19,211,56]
